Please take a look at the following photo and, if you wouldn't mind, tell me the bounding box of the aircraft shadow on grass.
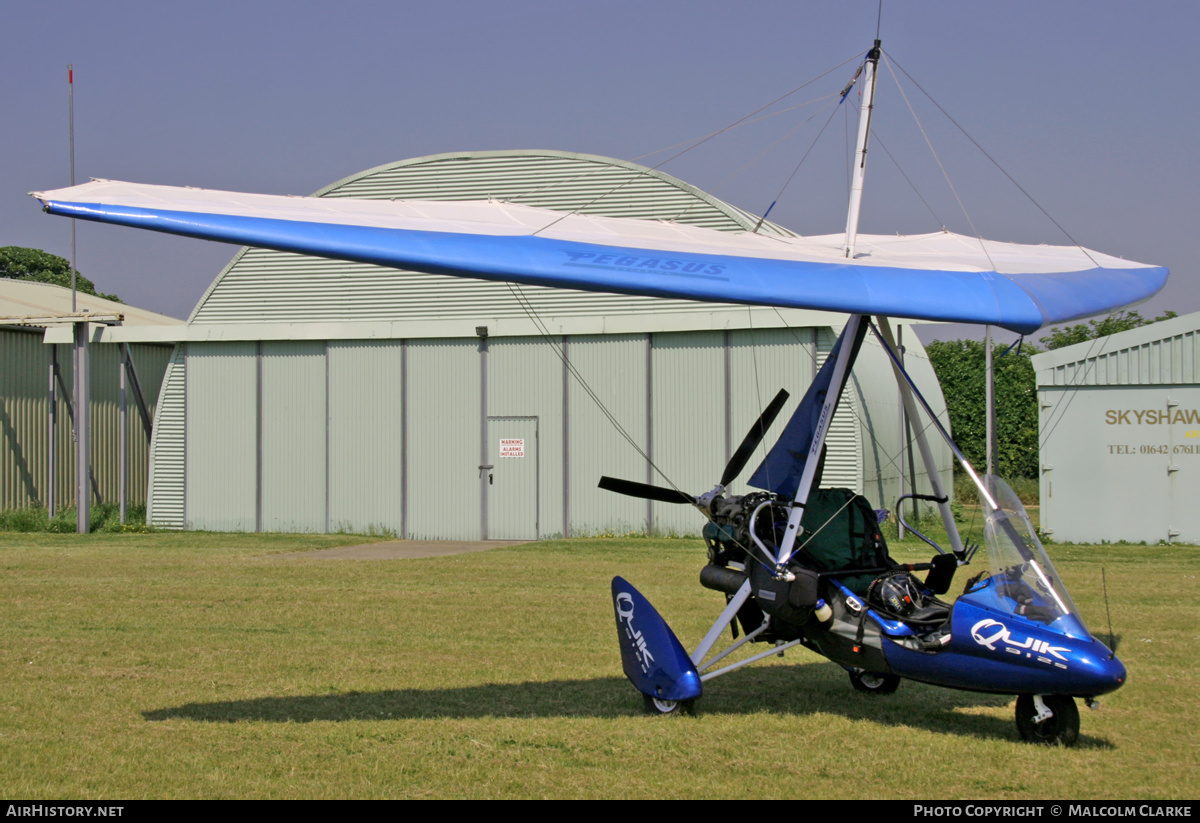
[141,662,1112,747]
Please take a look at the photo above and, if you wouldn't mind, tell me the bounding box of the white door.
[487,416,539,540]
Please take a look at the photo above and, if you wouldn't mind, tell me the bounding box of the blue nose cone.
[1073,641,1126,696]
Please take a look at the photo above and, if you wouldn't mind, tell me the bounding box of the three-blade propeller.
[598,388,790,509]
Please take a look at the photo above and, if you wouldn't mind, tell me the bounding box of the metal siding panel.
[405,340,481,540]
[123,343,171,505]
[327,340,404,535]
[185,342,257,530]
[488,337,563,537]
[1,331,170,512]
[87,343,120,505]
[848,336,903,508]
[0,329,47,508]
[816,328,862,492]
[53,343,75,507]
[566,334,649,535]
[650,331,725,535]
[148,346,186,527]
[260,341,326,532]
[1040,385,1197,543]
[727,327,812,496]
[1180,333,1190,386]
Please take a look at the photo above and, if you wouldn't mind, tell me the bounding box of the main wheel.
[642,694,696,716]
[1015,694,1080,746]
[848,670,901,694]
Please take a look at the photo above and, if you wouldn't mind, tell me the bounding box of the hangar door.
[487,416,539,540]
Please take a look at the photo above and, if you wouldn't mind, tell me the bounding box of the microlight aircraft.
[31,41,1164,745]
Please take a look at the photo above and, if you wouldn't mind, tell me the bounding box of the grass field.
[0,529,1196,799]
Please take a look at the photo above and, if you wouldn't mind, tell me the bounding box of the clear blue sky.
[3,0,1195,344]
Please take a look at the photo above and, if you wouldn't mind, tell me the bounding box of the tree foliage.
[925,339,1040,479]
[1038,310,1176,350]
[0,246,121,303]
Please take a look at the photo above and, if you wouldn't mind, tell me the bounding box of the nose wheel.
[1015,694,1080,746]
[643,695,696,716]
[848,670,901,694]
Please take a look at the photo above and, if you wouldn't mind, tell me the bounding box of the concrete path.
[276,539,529,560]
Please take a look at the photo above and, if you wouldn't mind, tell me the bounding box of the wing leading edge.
[32,180,1167,335]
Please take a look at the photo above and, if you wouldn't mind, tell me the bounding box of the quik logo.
[615,592,656,674]
[971,618,1070,669]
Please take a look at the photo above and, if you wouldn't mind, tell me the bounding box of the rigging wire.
[670,95,840,227]
[508,94,844,216]
[528,52,865,236]
[884,52,1102,269]
[880,53,998,272]
[872,130,944,228]
[751,99,844,234]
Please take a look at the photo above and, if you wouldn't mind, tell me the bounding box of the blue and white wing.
[32,179,1166,334]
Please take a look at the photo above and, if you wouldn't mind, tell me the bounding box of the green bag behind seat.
[794,488,892,595]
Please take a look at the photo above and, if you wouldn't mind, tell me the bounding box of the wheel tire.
[1015,694,1080,747]
[642,694,696,716]
[848,670,901,694]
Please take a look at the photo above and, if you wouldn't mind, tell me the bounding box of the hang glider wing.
[32,180,1167,334]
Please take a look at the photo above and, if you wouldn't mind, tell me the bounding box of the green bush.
[926,339,1040,479]
[0,503,153,533]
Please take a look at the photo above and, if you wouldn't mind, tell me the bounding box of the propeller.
[597,477,695,505]
[720,387,791,489]
[598,388,790,509]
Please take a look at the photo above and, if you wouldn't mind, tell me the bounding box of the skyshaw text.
[1105,409,1200,425]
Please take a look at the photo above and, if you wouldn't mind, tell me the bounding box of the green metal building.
[1034,311,1200,543]
[1,280,178,512]
[138,150,952,538]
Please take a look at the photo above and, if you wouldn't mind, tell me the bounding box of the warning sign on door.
[499,438,525,458]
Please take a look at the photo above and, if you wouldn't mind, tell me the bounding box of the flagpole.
[69,65,76,310]
[68,64,90,534]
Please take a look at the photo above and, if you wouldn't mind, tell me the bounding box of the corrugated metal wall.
[185,342,257,531]
[1039,327,1199,387]
[154,327,921,538]
[565,334,650,535]
[1034,312,1200,543]
[260,341,326,532]
[403,340,481,540]
[148,346,186,527]
[327,340,404,535]
[1,326,170,511]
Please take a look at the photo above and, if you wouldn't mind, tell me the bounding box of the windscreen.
[975,475,1086,638]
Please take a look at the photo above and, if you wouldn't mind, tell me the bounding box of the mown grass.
[0,530,1195,799]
